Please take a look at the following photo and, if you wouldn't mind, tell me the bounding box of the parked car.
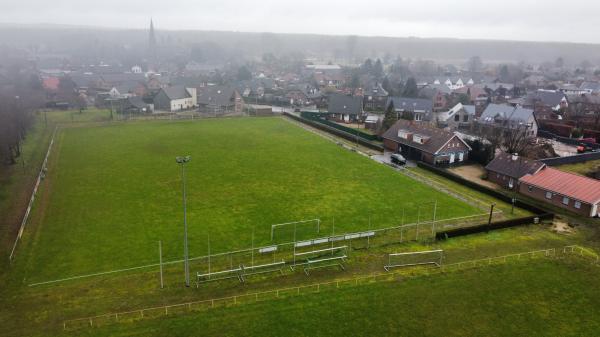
[391,154,407,166]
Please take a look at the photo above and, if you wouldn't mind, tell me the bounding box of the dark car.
[391,154,407,166]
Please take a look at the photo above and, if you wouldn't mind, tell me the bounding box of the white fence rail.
[9,126,58,261]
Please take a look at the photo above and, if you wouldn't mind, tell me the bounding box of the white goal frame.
[270,219,321,241]
[384,249,444,271]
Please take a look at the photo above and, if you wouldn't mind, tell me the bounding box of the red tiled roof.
[42,77,60,91]
[520,167,600,204]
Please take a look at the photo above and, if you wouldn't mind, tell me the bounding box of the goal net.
[270,219,321,244]
[384,249,444,271]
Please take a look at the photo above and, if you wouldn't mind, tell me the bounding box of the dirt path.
[448,165,499,190]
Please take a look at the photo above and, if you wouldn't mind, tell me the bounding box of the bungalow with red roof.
[519,167,600,217]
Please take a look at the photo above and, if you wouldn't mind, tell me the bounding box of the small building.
[485,153,545,190]
[124,96,154,114]
[519,167,600,217]
[246,104,274,116]
[197,86,244,115]
[153,86,197,112]
[382,119,471,166]
[327,94,364,123]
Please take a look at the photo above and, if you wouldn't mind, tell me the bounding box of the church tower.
[148,19,157,70]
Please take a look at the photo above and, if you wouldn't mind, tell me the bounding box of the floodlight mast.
[176,156,191,287]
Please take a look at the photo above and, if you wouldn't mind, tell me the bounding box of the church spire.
[148,18,157,70]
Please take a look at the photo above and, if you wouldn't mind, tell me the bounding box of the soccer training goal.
[270,219,321,243]
[384,249,444,271]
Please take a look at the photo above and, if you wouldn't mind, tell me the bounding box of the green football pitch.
[22,117,480,281]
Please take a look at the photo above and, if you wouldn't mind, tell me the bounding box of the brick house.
[485,153,545,190]
[519,167,600,217]
[382,119,471,166]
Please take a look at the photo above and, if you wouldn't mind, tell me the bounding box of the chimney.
[512,153,519,161]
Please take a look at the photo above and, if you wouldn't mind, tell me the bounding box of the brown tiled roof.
[485,153,545,179]
[520,167,600,204]
[382,119,469,154]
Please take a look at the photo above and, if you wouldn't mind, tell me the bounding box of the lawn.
[20,117,480,281]
[66,258,600,337]
[556,159,600,177]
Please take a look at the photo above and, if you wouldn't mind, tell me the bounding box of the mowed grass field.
[21,117,480,281]
[67,258,600,337]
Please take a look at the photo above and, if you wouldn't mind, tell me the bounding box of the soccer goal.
[270,219,321,242]
[384,249,444,271]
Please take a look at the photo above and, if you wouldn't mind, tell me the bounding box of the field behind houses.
[18,117,480,282]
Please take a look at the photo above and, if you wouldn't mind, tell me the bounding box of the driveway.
[371,152,417,168]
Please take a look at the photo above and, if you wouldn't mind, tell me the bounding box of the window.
[463,115,469,122]
[545,192,552,199]
[528,186,533,192]
[454,115,460,122]
[562,197,569,205]
[574,201,581,209]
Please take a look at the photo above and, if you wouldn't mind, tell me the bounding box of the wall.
[518,182,594,217]
[540,151,600,166]
[487,170,516,190]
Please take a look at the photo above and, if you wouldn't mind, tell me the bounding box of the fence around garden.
[62,245,597,331]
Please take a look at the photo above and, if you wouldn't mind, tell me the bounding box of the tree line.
[0,66,45,166]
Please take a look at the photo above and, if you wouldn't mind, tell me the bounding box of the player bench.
[196,267,243,287]
[239,260,286,281]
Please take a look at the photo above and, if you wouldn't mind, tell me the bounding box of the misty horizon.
[1,0,600,44]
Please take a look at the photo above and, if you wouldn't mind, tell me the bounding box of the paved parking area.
[371,152,417,168]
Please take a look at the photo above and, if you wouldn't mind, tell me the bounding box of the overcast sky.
[1,0,599,44]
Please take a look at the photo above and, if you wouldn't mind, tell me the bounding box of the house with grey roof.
[153,85,197,112]
[435,103,476,129]
[579,82,600,94]
[197,86,243,115]
[523,89,568,112]
[327,94,364,123]
[479,104,538,137]
[386,97,434,122]
[382,119,471,166]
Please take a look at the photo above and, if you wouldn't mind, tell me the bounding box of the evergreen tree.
[402,77,418,97]
[382,101,397,130]
[373,59,384,79]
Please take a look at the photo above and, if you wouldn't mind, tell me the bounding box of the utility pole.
[488,203,496,232]
[176,156,191,287]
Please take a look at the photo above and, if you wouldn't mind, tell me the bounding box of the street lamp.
[176,155,191,287]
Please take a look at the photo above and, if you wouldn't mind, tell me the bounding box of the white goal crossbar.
[384,249,444,271]
[270,219,321,241]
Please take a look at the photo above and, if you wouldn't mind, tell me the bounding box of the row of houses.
[485,153,600,217]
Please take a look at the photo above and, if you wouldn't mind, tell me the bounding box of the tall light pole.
[176,155,191,287]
